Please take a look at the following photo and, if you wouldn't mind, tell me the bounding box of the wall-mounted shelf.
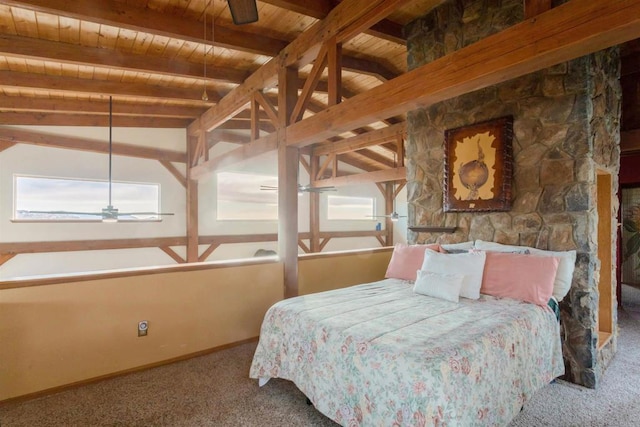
[409,226,457,233]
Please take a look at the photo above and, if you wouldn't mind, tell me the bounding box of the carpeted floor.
[2,285,640,427]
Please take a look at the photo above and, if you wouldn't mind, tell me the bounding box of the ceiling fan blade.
[23,210,103,216]
[227,0,259,25]
[116,212,175,216]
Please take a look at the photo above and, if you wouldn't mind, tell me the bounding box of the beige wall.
[0,248,393,401]
[0,262,283,401]
[299,248,392,295]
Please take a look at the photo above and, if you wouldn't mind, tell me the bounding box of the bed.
[250,243,569,426]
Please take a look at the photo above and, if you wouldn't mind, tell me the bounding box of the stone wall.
[404,0,620,388]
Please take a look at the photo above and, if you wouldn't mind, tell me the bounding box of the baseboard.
[0,336,259,406]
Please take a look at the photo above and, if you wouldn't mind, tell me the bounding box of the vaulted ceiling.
[0,0,440,129]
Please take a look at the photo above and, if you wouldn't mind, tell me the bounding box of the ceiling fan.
[260,184,337,194]
[24,97,174,223]
[227,0,259,25]
[368,211,407,222]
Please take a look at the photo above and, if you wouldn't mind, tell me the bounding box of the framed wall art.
[443,116,513,212]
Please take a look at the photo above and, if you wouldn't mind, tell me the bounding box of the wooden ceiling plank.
[191,0,407,135]
[4,0,288,56]
[285,0,640,147]
[0,33,251,84]
[0,70,222,102]
[0,126,187,162]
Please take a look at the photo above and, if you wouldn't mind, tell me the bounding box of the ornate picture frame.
[443,116,513,212]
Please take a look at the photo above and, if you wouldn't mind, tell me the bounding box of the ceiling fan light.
[102,206,118,223]
[227,0,258,25]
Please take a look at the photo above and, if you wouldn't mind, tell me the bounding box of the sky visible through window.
[327,195,375,220]
[15,176,160,220]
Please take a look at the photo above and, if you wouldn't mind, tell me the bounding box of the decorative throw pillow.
[481,251,559,306]
[421,249,487,300]
[414,270,464,303]
[475,240,576,301]
[440,241,475,252]
[385,243,441,281]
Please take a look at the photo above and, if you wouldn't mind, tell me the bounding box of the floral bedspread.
[250,279,564,426]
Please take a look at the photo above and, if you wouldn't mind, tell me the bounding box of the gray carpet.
[2,285,640,426]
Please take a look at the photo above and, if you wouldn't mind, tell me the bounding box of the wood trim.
[0,258,281,290]
[160,246,186,264]
[408,226,458,233]
[298,245,392,261]
[0,253,16,267]
[0,127,187,163]
[198,243,221,262]
[0,337,259,405]
[159,161,187,188]
[622,129,640,153]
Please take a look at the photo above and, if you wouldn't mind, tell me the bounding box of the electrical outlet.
[138,320,148,337]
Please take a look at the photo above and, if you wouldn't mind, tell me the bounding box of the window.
[327,195,375,220]
[14,175,161,221]
[217,172,278,220]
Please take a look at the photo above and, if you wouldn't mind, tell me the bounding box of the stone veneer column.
[404,0,620,388]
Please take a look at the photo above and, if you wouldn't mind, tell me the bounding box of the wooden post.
[186,133,199,263]
[310,154,320,252]
[385,183,394,246]
[278,66,299,298]
[327,37,342,106]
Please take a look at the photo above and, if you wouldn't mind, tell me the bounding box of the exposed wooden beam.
[313,166,406,187]
[160,160,187,188]
[312,122,406,155]
[0,237,187,254]
[261,0,406,44]
[0,127,187,163]
[354,148,395,168]
[0,70,221,103]
[191,0,407,134]
[284,0,640,147]
[190,133,279,180]
[160,246,186,264]
[524,0,553,19]
[0,33,250,85]
[0,95,207,118]
[337,152,380,172]
[208,130,251,145]
[0,112,191,128]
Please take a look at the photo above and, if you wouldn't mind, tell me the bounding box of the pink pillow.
[385,243,441,281]
[480,251,559,306]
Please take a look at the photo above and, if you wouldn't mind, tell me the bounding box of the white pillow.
[474,240,576,301]
[414,270,464,303]
[440,241,475,252]
[421,249,487,299]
